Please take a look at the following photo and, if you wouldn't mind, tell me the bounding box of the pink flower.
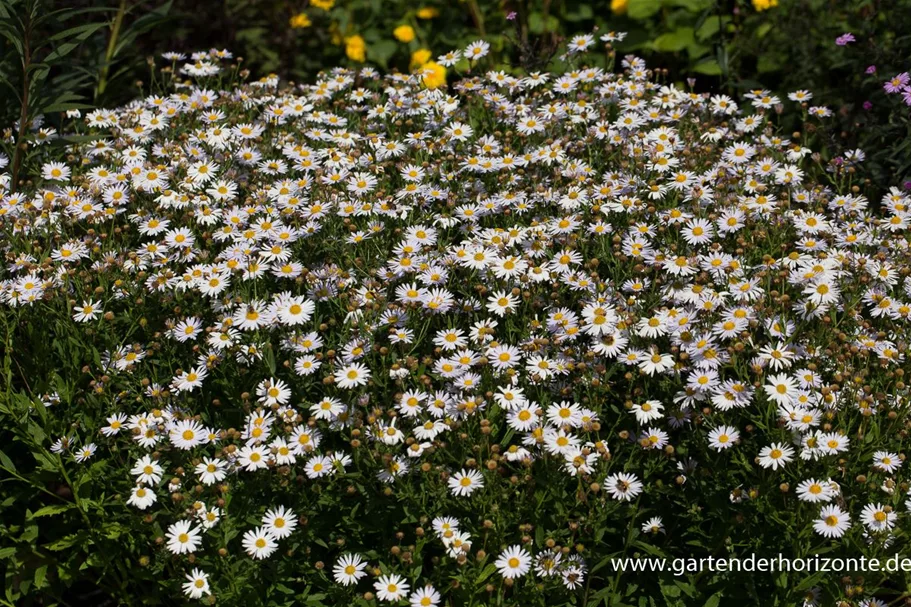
[835,33,855,46]
[865,65,876,74]
[884,72,910,94]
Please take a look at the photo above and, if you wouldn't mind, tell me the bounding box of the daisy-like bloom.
[173,366,207,393]
[101,412,128,436]
[448,468,484,497]
[641,517,664,534]
[305,454,334,478]
[604,472,644,502]
[200,507,221,529]
[432,516,460,537]
[182,568,211,599]
[166,520,203,554]
[257,377,291,406]
[640,427,669,450]
[835,32,855,46]
[486,290,518,316]
[758,442,794,470]
[131,454,163,485]
[764,373,798,405]
[818,432,850,455]
[333,553,368,586]
[873,451,902,473]
[42,161,71,181]
[638,350,674,376]
[73,300,102,322]
[495,545,532,579]
[813,505,851,538]
[707,425,739,451]
[236,445,269,471]
[409,585,441,607]
[195,457,226,485]
[170,419,205,449]
[788,89,813,102]
[173,316,202,342]
[127,485,157,510]
[374,574,410,602]
[860,503,896,532]
[758,341,795,370]
[535,551,563,577]
[630,400,663,424]
[464,40,490,61]
[795,478,834,503]
[262,505,298,539]
[333,362,371,389]
[442,530,472,558]
[74,443,97,463]
[242,526,279,559]
[277,295,315,326]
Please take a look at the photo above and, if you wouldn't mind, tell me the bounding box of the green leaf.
[673,580,697,598]
[475,563,497,584]
[695,17,725,41]
[664,0,713,9]
[628,0,663,19]
[652,28,695,52]
[45,532,87,551]
[46,22,108,43]
[693,59,722,76]
[34,565,47,589]
[565,4,594,21]
[757,55,783,74]
[275,584,295,595]
[113,0,172,56]
[703,592,723,607]
[367,40,397,68]
[0,546,17,559]
[528,12,560,34]
[28,503,73,519]
[0,448,16,473]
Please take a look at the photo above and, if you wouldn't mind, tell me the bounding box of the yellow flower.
[752,0,778,10]
[410,48,432,70]
[610,0,628,14]
[420,61,446,89]
[311,0,335,9]
[345,35,367,62]
[289,13,312,29]
[416,7,439,19]
[393,24,415,43]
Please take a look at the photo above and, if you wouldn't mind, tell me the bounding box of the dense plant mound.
[2,38,911,606]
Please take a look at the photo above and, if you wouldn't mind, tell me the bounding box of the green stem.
[466,0,486,37]
[55,454,94,529]
[96,0,128,101]
[10,9,31,194]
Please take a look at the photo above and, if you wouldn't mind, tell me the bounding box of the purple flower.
[903,89,911,107]
[862,100,873,111]
[506,11,517,20]
[905,181,911,191]
[865,65,876,74]
[835,33,855,46]
[884,72,910,94]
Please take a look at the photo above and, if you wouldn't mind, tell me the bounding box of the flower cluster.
[2,35,911,605]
